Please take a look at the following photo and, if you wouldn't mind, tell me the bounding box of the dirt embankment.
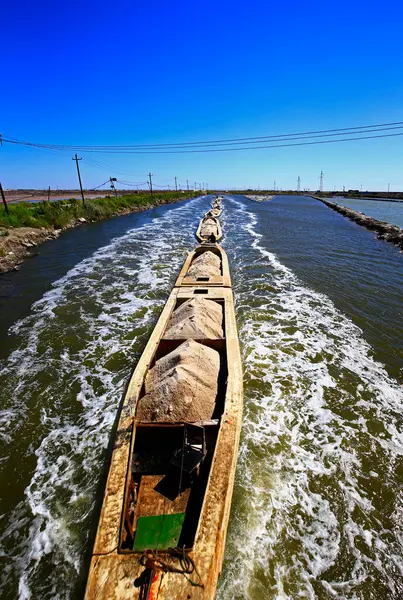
[0,195,190,274]
[318,198,403,251]
[0,228,61,273]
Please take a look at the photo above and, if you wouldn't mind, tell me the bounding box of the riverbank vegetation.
[0,191,199,229]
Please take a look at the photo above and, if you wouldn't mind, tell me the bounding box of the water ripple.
[218,197,403,600]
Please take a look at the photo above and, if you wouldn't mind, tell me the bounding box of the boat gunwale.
[196,217,223,242]
[174,243,231,288]
[84,286,243,599]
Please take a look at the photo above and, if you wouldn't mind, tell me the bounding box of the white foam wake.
[0,196,207,599]
[217,197,403,600]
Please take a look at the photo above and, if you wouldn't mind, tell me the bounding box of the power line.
[83,123,402,150]
[81,156,145,177]
[91,179,111,190]
[4,120,403,150]
[67,131,402,154]
[1,134,148,177]
[116,179,148,187]
[3,127,403,154]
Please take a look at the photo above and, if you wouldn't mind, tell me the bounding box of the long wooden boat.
[205,208,222,218]
[84,285,243,600]
[195,217,223,243]
[175,243,231,288]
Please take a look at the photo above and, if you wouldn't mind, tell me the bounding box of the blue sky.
[2,0,403,191]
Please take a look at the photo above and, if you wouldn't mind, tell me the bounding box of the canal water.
[0,195,402,599]
[331,196,403,228]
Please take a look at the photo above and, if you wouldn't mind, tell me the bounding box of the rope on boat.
[139,547,204,589]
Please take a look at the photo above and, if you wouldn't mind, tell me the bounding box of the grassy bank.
[0,192,199,229]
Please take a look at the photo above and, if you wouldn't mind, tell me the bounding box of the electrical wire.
[116,179,148,187]
[60,123,403,149]
[81,156,146,177]
[113,130,403,154]
[3,120,403,150]
[2,129,402,155]
[90,179,111,190]
[1,132,147,177]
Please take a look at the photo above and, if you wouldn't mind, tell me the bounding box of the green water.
[0,195,402,599]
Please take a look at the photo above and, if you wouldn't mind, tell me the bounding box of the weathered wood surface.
[135,476,190,519]
[85,287,243,599]
[90,292,179,556]
[195,217,223,243]
[85,195,243,599]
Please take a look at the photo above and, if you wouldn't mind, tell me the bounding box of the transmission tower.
[319,170,324,192]
[148,172,153,200]
[297,176,301,193]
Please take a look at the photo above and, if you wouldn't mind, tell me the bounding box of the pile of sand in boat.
[187,250,221,278]
[136,295,223,423]
[200,218,220,239]
[136,232,224,424]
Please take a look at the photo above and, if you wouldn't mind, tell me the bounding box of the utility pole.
[319,170,324,193]
[186,180,189,191]
[0,182,9,215]
[48,186,51,202]
[148,173,153,200]
[110,177,118,197]
[174,177,178,191]
[297,176,301,193]
[360,184,363,193]
[72,154,85,205]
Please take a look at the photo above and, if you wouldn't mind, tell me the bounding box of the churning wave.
[0,196,206,599]
[218,197,403,600]
[1,193,402,600]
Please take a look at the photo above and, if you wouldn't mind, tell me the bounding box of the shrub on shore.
[0,192,198,229]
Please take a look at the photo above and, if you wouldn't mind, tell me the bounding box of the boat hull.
[195,218,223,243]
[84,287,243,599]
[175,243,231,288]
